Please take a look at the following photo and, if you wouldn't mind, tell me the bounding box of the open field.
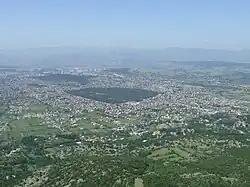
[67,87,158,103]
[34,74,93,85]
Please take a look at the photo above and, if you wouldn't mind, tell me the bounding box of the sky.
[0,0,250,49]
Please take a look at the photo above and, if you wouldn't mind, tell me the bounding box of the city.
[1,62,250,186]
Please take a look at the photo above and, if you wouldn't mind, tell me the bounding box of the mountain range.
[0,47,250,67]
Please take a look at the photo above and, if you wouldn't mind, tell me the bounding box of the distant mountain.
[0,47,250,67]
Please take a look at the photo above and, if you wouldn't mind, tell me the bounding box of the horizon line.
[0,46,249,52]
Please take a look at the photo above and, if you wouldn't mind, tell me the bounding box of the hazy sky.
[0,0,250,49]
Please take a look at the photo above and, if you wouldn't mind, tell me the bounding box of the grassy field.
[29,104,48,113]
[6,108,119,139]
[149,147,188,161]
[134,178,144,187]
[9,118,40,137]
[172,147,190,158]
[149,138,215,162]
[8,117,60,138]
